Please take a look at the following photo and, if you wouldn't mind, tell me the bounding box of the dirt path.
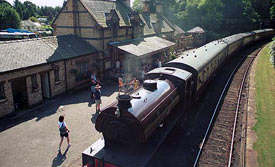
[246,49,260,167]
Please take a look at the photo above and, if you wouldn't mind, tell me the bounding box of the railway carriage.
[164,40,228,99]
[224,34,244,55]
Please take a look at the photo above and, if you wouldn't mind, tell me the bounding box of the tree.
[0,4,21,30]
[270,0,275,19]
[14,0,24,19]
[132,0,143,12]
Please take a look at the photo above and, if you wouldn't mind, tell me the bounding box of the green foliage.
[254,43,275,166]
[41,25,53,32]
[29,16,37,22]
[158,0,272,41]
[132,0,143,12]
[0,4,21,29]
[271,0,275,19]
[13,0,61,22]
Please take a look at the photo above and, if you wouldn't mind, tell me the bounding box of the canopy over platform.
[109,36,176,58]
[187,26,205,34]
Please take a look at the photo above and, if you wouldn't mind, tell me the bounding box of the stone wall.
[66,53,98,90]
[0,81,14,116]
[26,73,43,106]
[0,59,73,117]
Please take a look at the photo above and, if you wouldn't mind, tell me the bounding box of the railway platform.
[0,82,118,167]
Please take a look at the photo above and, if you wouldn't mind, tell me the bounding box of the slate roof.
[109,36,176,57]
[81,0,132,27]
[139,14,174,36]
[0,35,97,73]
[171,23,185,36]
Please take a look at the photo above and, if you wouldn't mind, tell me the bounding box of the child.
[58,115,71,153]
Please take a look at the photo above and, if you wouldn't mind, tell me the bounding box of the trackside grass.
[254,42,275,167]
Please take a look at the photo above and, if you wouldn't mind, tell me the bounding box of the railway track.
[193,47,262,167]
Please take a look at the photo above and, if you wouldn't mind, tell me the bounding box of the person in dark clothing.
[58,115,71,153]
[90,79,97,101]
[94,85,102,113]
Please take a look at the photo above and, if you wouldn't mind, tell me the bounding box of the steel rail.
[227,50,259,167]
[192,54,248,167]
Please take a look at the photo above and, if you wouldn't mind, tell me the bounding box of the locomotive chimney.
[116,95,132,117]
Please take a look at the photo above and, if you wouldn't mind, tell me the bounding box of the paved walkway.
[0,83,119,167]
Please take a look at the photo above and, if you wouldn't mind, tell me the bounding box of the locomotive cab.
[146,67,193,108]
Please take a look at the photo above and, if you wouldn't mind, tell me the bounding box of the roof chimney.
[142,0,150,13]
[156,0,163,14]
[123,0,130,6]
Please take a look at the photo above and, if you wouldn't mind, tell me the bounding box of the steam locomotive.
[95,29,274,147]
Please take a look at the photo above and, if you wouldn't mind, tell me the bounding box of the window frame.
[54,69,60,83]
[31,74,38,91]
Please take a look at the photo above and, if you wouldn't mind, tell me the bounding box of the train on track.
[95,29,274,147]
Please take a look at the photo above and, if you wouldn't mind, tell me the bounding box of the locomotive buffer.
[82,103,183,167]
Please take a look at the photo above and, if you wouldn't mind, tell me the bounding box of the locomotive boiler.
[95,29,275,147]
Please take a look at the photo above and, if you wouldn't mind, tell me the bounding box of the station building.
[0,35,98,117]
[52,0,184,74]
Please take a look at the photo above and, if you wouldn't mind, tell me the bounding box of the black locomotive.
[95,29,275,147]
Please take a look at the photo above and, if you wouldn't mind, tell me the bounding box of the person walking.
[58,115,71,153]
[94,85,102,113]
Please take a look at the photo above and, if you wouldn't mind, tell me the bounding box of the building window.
[76,60,91,81]
[31,74,38,91]
[0,83,5,100]
[54,69,60,82]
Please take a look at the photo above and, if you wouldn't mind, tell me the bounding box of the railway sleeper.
[212,126,233,134]
[216,112,236,119]
[201,149,228,164]
[198,159,225,167]
[210,133,232,141]
[206,138,229,149]
[215,118,234,125]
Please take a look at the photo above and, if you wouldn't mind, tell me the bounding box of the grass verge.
[254,42,275,167]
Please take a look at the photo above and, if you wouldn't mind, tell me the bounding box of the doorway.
[40,72,51,99]
[11,78,28,110]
